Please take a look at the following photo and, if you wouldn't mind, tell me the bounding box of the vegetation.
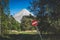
[0,0,60,35]
[0,0,60,40]
[0,0,21,35]
[21,15,36,31]
[29,0,60,34]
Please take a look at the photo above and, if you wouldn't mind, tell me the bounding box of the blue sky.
[9,0,31,15]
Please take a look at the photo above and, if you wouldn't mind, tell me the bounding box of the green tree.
[29,0,60,34]
[10,15,21,31]
[0,0,10,34]
[21,15,35,31]
[0,0,21,35]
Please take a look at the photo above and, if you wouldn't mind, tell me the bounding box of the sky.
[9,0,31,15]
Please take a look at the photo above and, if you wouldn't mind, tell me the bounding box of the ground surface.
[0,34,60,40]
[0,30,60,40]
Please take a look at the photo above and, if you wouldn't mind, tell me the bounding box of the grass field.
[0,30,60,40]
[6,30,49,35]
[8,30,37,34]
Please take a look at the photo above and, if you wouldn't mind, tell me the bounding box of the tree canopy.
[29,0,60,34]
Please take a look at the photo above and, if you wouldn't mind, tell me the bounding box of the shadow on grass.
[0,34,60,40]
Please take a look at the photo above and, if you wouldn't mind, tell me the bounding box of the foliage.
[0,0,21,35]
[29,0,60,34]
[21,15,36,31]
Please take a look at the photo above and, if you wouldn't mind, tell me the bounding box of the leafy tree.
[29,0,60,34]
[0,0,21,35]
[10,15,21,31]
[0,0,10,34]
[21,15,36,31]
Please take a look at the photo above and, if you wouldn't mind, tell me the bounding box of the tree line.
[0,0,21,35]
[0,0,60,35]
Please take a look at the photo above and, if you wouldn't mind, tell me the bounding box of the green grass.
[19,31,37,34]
[6,30,52,34]
[8,30,37,34]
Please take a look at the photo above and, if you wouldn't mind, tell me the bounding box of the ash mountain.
[13,9,35,23]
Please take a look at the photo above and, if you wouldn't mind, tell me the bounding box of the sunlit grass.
[7,30,52,34]
[8,30,37,34]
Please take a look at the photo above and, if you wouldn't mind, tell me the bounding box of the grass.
[8,30,37,34]
[19,31,37,34]
[5,30,52,34]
